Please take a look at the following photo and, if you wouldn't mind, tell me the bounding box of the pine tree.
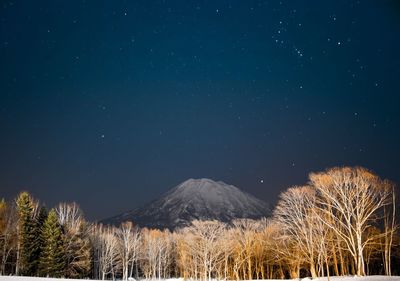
[31,207,47,273]
[16,192,37,276]
[39,209,65,277]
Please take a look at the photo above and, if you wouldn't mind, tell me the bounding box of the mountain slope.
[103,178,270,229]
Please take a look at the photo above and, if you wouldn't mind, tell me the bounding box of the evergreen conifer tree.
[16,192,37,276]
[64,223,92,278]
[39,209,65,277]
[31,206,47,274]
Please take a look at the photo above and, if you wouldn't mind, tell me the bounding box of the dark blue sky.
[1,0,399,220]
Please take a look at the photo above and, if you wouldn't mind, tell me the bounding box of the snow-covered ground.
[0,276,399,281]
[292,277,400,281]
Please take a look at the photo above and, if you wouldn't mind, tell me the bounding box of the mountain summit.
[103,178,270,229]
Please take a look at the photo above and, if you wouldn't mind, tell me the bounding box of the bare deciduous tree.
[274,186,322,278]
[310,167,391,276]
[140,228,173,280]
[231,219,266,280]
[183,220,226,281]
[0,200,18,275]
[382,184,397,276]
[91,225,120,280]
[115,221,141,280]
[56,202,83,232]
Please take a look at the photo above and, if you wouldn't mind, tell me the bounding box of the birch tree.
[310,166,392,276]
[231,219,266,280]
[0,199,18,275]
[274,186,321,278]
[116,222,141,280]
[91,225,120,280]
[382,184,397,276]
[184,220,226,281]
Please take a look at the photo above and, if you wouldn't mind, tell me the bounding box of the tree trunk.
[310,261,318,278]
[331,242,339,276]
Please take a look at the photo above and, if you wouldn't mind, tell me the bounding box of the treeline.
[0,166,398,280]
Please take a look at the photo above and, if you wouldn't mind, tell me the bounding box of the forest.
[0,167,398,280]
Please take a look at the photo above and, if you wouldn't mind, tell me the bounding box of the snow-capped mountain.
[103,178,270,229]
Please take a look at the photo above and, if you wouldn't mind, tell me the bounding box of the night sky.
[1,1,399,220]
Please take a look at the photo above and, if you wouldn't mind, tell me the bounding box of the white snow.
[0,276,399,281]
[106,178,271,229]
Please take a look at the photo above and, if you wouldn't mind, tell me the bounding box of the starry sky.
[1,0,400,220]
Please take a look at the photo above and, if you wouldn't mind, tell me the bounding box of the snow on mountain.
[103,178,271,229]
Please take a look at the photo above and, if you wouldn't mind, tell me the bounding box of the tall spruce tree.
[16,192,39,276]
[39,209,65,277]
[32,207,47,273]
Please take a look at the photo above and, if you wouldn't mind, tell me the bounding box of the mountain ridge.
[102,178,270,229]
